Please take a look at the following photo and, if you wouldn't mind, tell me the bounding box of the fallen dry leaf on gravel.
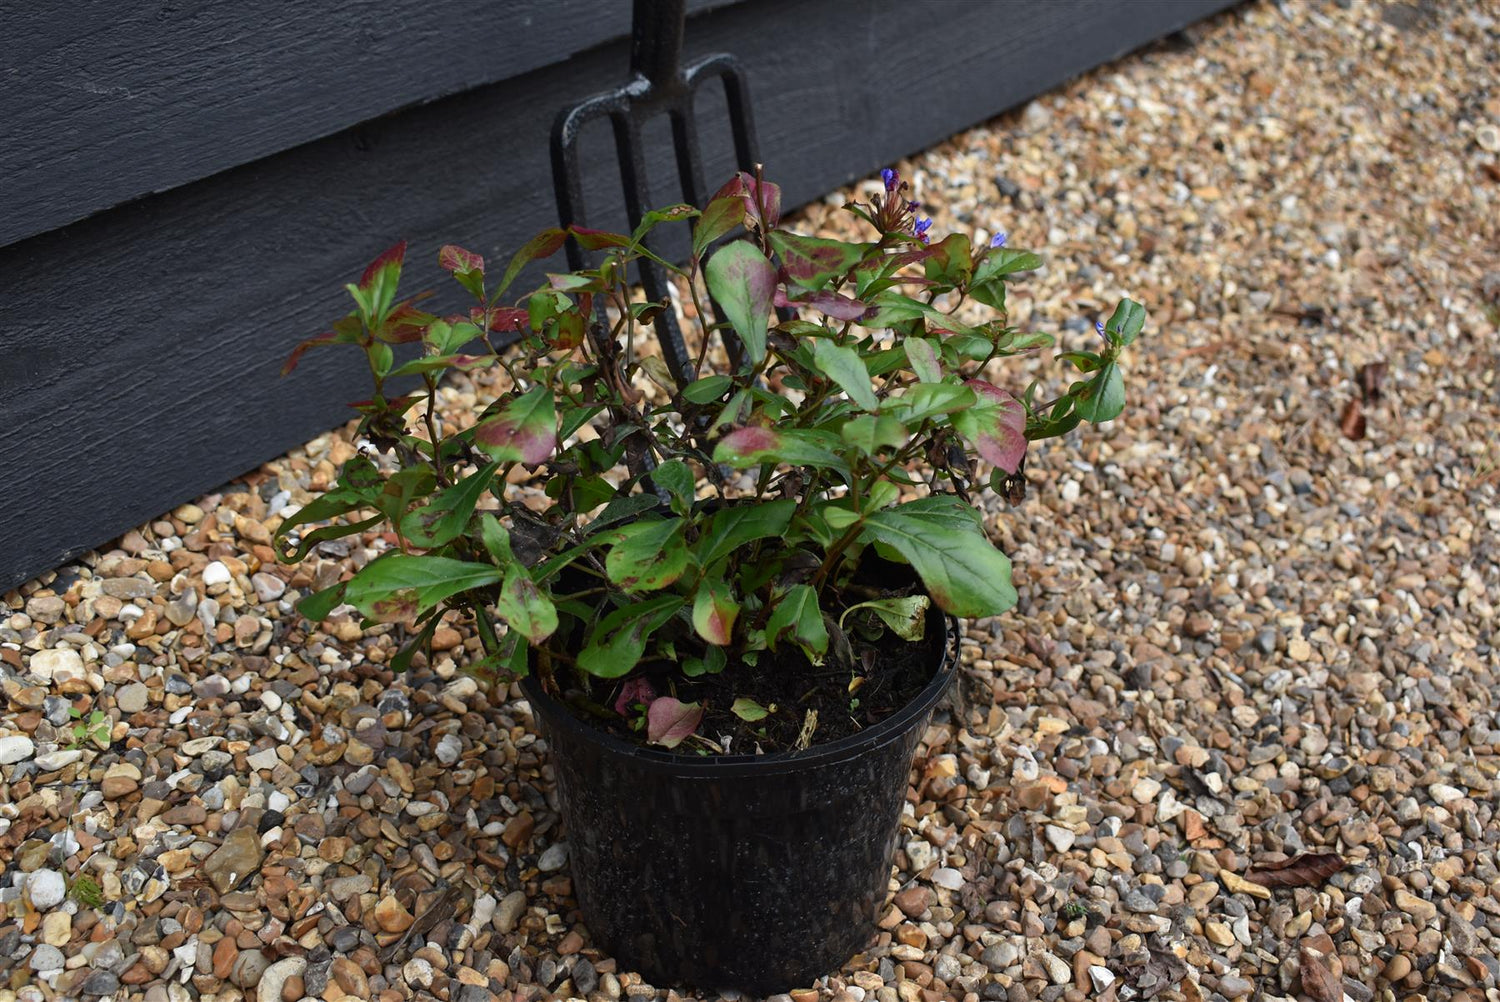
[1299,943,1343,1002]
[1246,852,1346,888]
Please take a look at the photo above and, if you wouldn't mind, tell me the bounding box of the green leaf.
[631,203,698,246]
[478,513,515,567]
[604,518,689,591]
[692,576,738,645]
[972,248,1043,285]
[682,375,733,404]
[438,244,485,299]
[1058,350,1102,373]
[399,461,500,549]
[497,228,566,297]
[1105,298,1147,345]
[474,386,556,465]
[705,241,776,366]
[651,459,696,514]
[905,338,942,383]
[693,195,747,258]
[838,595,930,641]
[810,339,879,411]
[390,614,441,673]
[840,414,908,455]
[296,581,348,622]
[730,697,771,722]
[1072,362,1125,424]
[494,568,558,644]
[884,382,976,424]
[357,241,407,322]
[585,494,664,536]
[861,500,1017,618]
[342,554,504,624]
[695,500,795,568]
[577,596,685,678]
[765,584,828,664]
[683,645,726,677]
[768,231,868,291]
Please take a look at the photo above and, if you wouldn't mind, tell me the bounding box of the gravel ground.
[5,2,1500,1001]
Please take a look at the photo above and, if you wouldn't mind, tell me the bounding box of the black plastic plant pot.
[518,612,957,994]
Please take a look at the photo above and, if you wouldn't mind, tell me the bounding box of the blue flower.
[990,232,1008,249]
[881,168,898,192]
[1095,320,1107,339]
[914,217,933,240]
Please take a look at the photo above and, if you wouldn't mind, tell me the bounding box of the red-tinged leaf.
[1298,945,1341,1002]
[769,231,869,291]
[954,379,1027,474]
[713,426,844,470]
[715,425,779,459]
[774,287,871,322]
[692,578,738,645]
[646,696,704,749]
[360,240,407,290]
[693,195,747,257]
[613,677,655,716]
[569,226,630,251]
[717,171,781,230]
[1245,852,1345,888]
[474,386,556,465]
[281,329,340,375]
[1339,398,1365,439]
[498,228,567,296]
[439,245,484,274]
[373,301,436,344]
[470,306,529,335]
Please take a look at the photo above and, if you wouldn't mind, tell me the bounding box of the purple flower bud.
[881,168,898,192]
[1095,321,1107,339]
[990,232,1008,249]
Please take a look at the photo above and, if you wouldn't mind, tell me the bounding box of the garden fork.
[550,0,762,388]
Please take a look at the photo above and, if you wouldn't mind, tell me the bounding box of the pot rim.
[518,613,958,778]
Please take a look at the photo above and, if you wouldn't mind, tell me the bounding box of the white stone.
[1429,783,1464,805]
[1132,777,1161,802]
[247,748,280,771]
[538,843,569,872]
[34,750,83,772]
[202,562,232,587]
[26,869,67,910]
[0,735,36,765]
[1044,825,1076,853]
[434,734,462,765]
[906,839,936,871]
[1089,966,1116,992]
[932,867,965,890]
[27,649,82,681]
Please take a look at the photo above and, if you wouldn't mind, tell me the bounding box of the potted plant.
[276,167,1145,992]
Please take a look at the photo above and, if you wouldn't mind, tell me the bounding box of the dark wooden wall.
[0,0,1237,594]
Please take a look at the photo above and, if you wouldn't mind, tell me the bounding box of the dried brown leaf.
[1246,852,1345,888]
[1339,398,1365,440]
[1299,944,1342,1002]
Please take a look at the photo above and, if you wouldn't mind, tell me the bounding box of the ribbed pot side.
[519,616,955,994]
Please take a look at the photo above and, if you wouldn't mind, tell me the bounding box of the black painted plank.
[0,0,1237,594]
[0,0,739,249]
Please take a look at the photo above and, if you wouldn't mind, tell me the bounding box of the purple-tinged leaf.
[693,195,748,258]
[498,228,566,296]
[614,678,655,716]
[373,300,436,344]
[569,226,630,251]
[470,306,529,336]
[775,287,871,322]
[282,327,351,376]
[954,379,1027,474]
[704,241,775,364]
[692,577,738,645]
[474,386,556,465]
[715,172,781,230]
[713,426,844,470]
[646,696,704,749]
[360,240,407,291]
[769,231,869,291]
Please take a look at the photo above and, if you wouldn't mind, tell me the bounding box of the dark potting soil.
[547,572,945,755]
